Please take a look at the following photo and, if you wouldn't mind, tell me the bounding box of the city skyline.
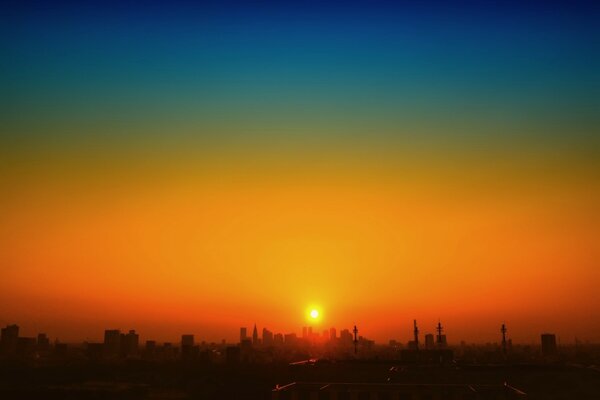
[1,1,599,347]
[0,319,582,346]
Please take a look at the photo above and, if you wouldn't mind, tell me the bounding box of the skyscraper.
[181,334,195,360]
[181,334,194,347]
[104,329,121,357]
[262,328,273,346]
[340,329,353,345]
[501,323,508,356]
[541,333,558,356]
[0,324,19,355]
[284,333,297,345]
[122,330,139,357]
[252,324,258,345]
[274,333,284,345]
[240,327,247,343]
[425,333,434,349]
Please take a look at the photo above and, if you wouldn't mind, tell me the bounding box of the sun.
[305,306,323,323]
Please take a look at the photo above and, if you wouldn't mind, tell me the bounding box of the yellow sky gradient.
[1,144,598,343]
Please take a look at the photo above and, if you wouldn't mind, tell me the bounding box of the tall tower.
[252,324,258,345]
[436,320,444,344]
[501,323,507,356]
[413,320,419,351]
[353,325,358,355]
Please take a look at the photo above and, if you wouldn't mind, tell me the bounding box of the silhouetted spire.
[436,320,444,344]
[353,325,358,355]
[501,323,507,356]
[413,320,419,351]
[252,323,258,345]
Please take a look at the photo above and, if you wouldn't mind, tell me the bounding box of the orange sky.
[1,145,598,344]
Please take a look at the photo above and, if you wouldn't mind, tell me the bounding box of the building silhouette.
[413,320,419,350]
[339,329,353,347]
[181,334,196,360]
[122,330,139,357]
[262,328,273,346]
[16,337,36,358]
[1,324,19,356]
[252,324,259,345]
[37,333,50,352]
[541,333,557,356]
[274,333,284,345]
[436,321,447,348]
[425,333,434,349]
[240,327,247,343]
[181,334,194,347]
[353,325,359,354]
[501,323,508,356]
[144,340,156,359]
[104,329,121,357]
[284,333,297,345]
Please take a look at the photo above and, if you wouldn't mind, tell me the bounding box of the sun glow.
[306,306,322,323]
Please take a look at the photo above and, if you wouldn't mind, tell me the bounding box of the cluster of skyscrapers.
[239,323,368,349]
[0,324,53,358]
[0,321,561,363]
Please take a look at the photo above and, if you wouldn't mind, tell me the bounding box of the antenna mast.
[353,325,359,355]
[501,323,507,356]
[413,320,419,351]
[436,320,444,345]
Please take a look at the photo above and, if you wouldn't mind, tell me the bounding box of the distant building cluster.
[0,324,55,359]
[399,320,454,364]
[0,321,566,366]
[235,323,374,362]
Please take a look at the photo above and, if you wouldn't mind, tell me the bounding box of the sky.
[1,1,599,344]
